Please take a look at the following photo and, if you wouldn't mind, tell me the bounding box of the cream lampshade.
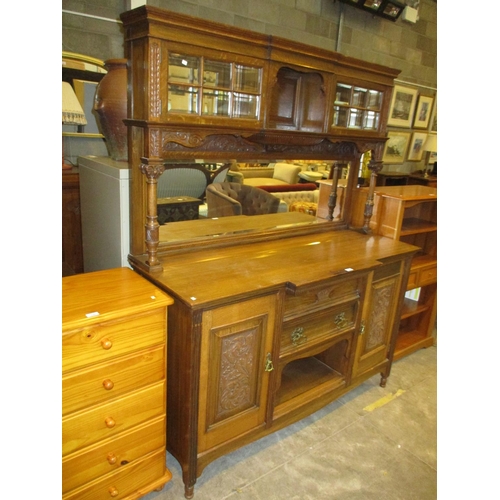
[62,82,87,169]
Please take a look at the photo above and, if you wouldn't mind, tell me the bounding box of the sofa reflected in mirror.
[206,182,281,218]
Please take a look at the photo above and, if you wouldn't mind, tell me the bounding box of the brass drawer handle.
[291,326,307,346]
[264,353,274,372]
[334,312,348,329]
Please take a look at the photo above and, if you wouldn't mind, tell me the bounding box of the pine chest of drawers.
[62,268,173,500]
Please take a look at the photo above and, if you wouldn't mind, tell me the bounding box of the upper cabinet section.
[121,6,400,154]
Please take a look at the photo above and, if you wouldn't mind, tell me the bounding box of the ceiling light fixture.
[336,0,406,21]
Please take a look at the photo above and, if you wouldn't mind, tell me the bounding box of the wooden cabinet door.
[197,294,277,453]
[267,67,326,133]
[353,263,402,379]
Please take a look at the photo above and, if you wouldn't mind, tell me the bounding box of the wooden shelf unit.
[351,185,437,360]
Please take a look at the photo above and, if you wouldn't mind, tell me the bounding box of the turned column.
[327,161,348,221]
[139,158,165,271]
[360,159,384,234]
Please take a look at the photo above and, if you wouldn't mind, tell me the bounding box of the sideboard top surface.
[135,224,417,308]
[372,185,437,200]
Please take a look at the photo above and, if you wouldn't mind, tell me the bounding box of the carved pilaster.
[149,42,161,118]
[139,160,166,271]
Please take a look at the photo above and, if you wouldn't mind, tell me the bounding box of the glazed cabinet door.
[197,294,278,453]
[353,262,402,381]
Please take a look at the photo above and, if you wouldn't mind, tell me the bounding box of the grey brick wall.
[62,0,436,89]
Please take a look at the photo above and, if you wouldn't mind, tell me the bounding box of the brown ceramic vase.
[94,59,128,161]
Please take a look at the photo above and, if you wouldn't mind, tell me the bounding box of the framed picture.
[387,85,418,128]
[429,100,437,133]
[407,132,428,161]
[413,96,434,129]
[382,131,411,164]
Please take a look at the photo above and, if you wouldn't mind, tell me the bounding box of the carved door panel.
[197,294,277,453]
[353,265,401,378]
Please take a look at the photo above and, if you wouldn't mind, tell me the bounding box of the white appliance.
[78,156,131,272]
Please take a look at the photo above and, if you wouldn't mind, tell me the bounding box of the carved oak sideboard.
[131,223,417,498]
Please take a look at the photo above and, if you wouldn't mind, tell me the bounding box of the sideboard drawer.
[63,416,165,494]
[63,345,165,415]
[62,309,166,372]
[281,300,359,355]
[418,265,437,286]
[62,381,165,456]
[284,275,364,319]
[63,448,167,500]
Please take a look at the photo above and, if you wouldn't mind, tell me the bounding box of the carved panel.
[206,318,265,428]
[365,278,396,351]
[163,133,265,154]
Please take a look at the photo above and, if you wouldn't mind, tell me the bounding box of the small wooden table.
[376,171,409,186]
[157,196,203,224]
[408,173,437,188]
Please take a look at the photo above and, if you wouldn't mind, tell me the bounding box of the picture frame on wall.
[429,100,437,133]
[407,132,428,161]
[413,95,434,129]
[382,131,411,164]
[387,85,418,128]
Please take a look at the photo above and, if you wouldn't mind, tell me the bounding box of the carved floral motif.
[365,282,395,350]
[216,329,259,420]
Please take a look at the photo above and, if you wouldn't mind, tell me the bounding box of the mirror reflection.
[157,159,352,245]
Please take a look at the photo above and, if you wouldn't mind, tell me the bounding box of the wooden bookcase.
[351,185,437,360]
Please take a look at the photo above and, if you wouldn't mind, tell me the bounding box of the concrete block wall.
[62,0,436,89]
[62,0,437,172]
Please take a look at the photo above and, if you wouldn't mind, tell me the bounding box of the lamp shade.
[62,81,87,125]
[423,134,437,153]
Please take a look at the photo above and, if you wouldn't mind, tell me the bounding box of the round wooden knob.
[109,486,119,497]
[102,379,114,390]
[105,417,116,428]
[101,338,113,350]
[106,453,117,465]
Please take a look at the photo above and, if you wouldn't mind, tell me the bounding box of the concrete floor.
[143,346,437,500]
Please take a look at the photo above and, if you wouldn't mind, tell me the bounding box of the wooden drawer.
[284,275,364,319]
[63,416,165,494]
[406,264,437,290]
[407,270,418,289]
[63,448,168,500]
[418,265,437,286]
[62,382,165,456]
[62,309,166,372]
[63,345,165,416]
[281,300,359,355]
